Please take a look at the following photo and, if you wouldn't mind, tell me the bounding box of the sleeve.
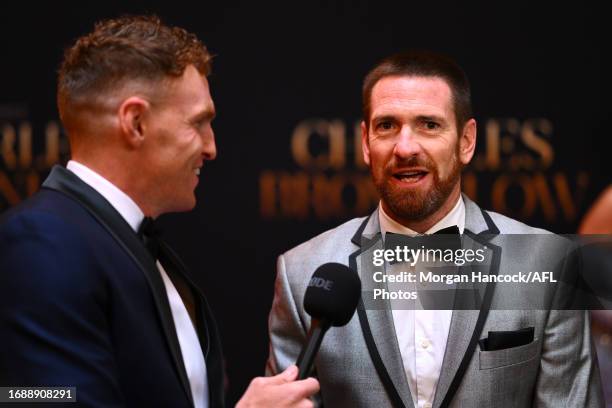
[0,212,126,407]
[265,254,308,376]
[532,309,604,407]
[265,254,324,406]
[532,237,605,407]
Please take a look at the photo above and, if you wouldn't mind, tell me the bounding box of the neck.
[382,184,461,233]
[71,154,159,217]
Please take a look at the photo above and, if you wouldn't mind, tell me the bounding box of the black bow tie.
[385,226,462,263]
[138,217,161,260]
[432,225,460,235]
[386,225,460,237]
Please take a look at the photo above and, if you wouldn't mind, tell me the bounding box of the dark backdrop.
[1,1,609,404]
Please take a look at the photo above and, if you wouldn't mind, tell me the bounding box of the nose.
[393,125,422,159]
[201,125,217,160]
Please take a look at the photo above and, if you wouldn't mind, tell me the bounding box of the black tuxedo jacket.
[0,166,225,407]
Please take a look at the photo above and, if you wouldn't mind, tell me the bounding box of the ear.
[459,118,477,165]
[361,120,371,166]
[118,96,150,148]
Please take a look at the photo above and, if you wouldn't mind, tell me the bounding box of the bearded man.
[266,50,603,408]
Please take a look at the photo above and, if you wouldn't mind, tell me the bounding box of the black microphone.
[296,262,362,379]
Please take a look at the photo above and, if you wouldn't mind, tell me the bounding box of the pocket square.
[479,326,534,351]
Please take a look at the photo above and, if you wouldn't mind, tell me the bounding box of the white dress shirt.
[66,160,209,408]
[379,196,465,408]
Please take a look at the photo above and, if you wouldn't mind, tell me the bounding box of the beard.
[372,148,462,222]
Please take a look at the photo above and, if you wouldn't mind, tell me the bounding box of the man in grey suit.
[266,51,604,407]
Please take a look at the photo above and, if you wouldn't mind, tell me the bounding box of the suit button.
[420,338,430,349]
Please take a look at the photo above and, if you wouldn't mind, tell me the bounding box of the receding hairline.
[361,51,473,132]
[365,73,457,121]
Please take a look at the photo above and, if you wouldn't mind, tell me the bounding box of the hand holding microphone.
[236,365,319,408]
[238,262,360,407]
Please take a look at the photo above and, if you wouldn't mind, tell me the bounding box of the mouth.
[392,169,429,184]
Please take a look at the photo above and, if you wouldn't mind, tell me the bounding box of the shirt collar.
[378,195,465,237]
[66,160,145,232]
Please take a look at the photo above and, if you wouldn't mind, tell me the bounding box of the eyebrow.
[371,115,399,124]
[416,114,447,124]
[371,114,448,125]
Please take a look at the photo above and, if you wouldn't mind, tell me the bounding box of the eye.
[375,120,396,132]
[190,112,215,131]
[192,118,209,132]
[424,120,440,130]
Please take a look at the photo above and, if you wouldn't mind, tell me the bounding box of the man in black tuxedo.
[0,15,318,408]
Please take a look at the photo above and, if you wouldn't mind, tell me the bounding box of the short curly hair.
[57,15,212,131]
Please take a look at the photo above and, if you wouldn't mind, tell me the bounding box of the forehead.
[370,75,453,120]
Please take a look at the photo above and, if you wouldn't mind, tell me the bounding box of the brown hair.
[362,50,472,131]
[57,15,212,131]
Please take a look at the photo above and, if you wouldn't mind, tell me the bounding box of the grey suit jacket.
[266,195,604,407]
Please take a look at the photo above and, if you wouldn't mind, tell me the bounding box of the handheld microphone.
[296,262,361,379]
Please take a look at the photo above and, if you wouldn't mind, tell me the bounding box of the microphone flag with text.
[296,262,362,379]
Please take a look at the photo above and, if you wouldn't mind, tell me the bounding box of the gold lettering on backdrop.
[261,118,376,218]
[19,122,32,168]
[479,171,588,222]
[521,119,554,168]
[261,117,590,225]
[312,175,344,219]
[485,119,500,170]
[0,171,20,205]
[532,172,557,221]
[482,118,554,171]
[353,122,367,169]
[291,119,346,169]
[258,171,378,219]
[26,170,39,196]
[0,120,66,209]
[312,174,378,219]
[259,171,277,218]
[45,121,60,167]
[492,174,537,219]
[1,123,17,170]
[354,176,379,214]
[461,171,477,202]
[279,172,309,219]
[553,172,587,221]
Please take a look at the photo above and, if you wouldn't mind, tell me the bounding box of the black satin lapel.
[434,212,502,408]
[158,243,209,353]
[42,166,195,406]
[351,213,373,246]
[196,294,225,408]
[158,238,225,408]
[351,216,410,408]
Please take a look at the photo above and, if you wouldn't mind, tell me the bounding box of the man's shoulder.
[280,216,367,273]
[0,188,111,261]
[481,209,573,264]
[1,188,90,234]
[0,191,106,289]
[285,216,366,257]
[463,194,552,234]
[483,209,552,235]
